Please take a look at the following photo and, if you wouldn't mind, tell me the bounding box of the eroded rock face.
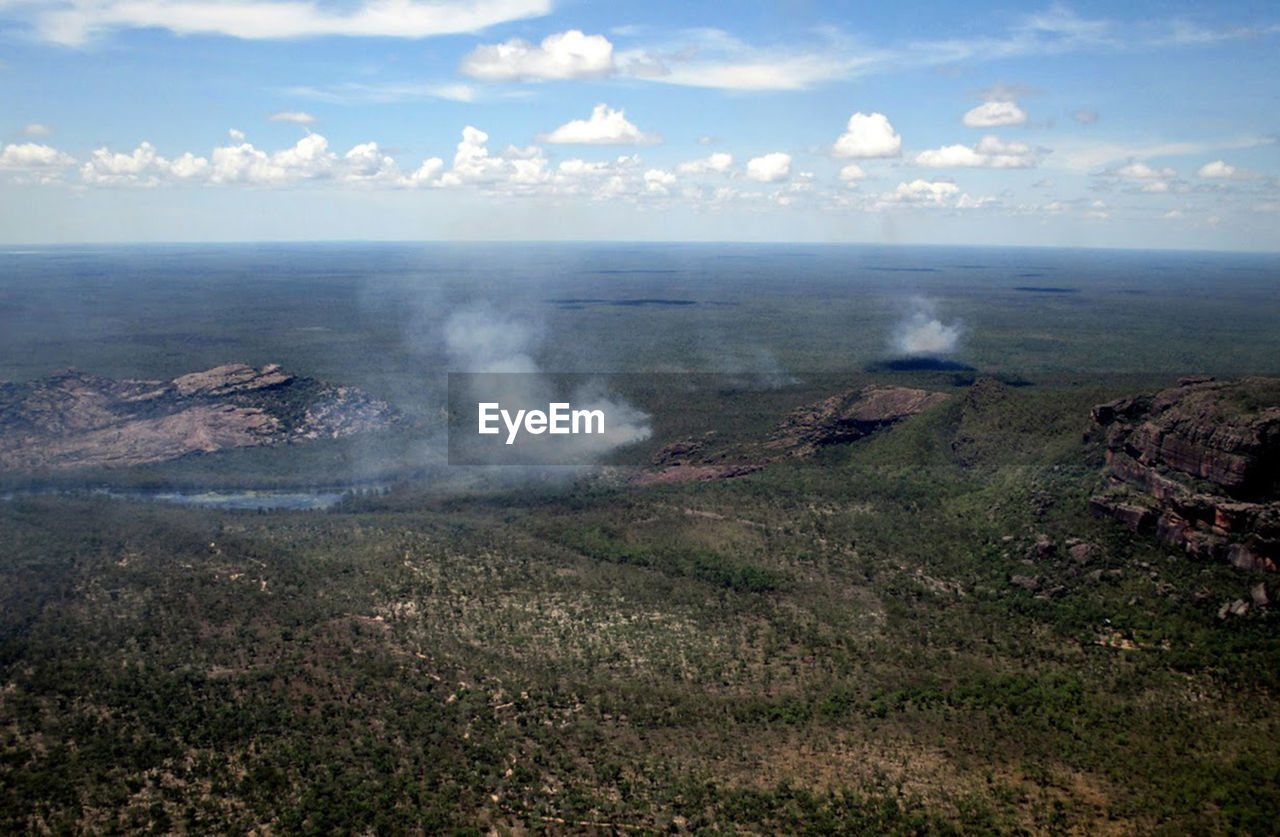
[642,384,948,483]
[768,385,950,457]
[0,364,395,473]
[1089,377,1280,571]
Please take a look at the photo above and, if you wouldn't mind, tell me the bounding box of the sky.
[0,0,1278,249]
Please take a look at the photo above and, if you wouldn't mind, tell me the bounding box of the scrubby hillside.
[1,378,1277,833]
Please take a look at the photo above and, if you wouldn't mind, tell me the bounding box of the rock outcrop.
[0,363,395,473]
[640,385,948,483]
[1089,376,1280,570]
[767,385,950,457]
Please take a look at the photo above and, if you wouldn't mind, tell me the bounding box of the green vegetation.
[3,380,1278,832]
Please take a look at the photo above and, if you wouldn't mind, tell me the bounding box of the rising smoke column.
[444,305,650,464]
[890,298,962,355]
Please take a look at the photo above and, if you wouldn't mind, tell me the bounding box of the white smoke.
[444,306,650,464]
[891,299,962,355]
[443,308,539,373]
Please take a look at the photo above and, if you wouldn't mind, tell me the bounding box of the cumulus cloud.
[0,142,75,169]
[21,123,53,137]
[643,168,676,195]
[342,141,405,183]
[914,135,1039,168]
[746,152,791,182]
[269,111,316,125]
[69,132,448,188]
[838,163,866,182]
[676,152,733,175]
[441,126,548,186]
[26,0,552,46]
[81,141,175,185]
[540,104,660,145]
[962,101,1027,127]
[874,179,991,210]
[833,112,901,158]
[1108,161,1177,179]
[209,133,335,184]
[1192,161,1254,181]
[460,29,614,81]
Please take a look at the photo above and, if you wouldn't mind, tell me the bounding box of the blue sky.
[1,0,1277,248]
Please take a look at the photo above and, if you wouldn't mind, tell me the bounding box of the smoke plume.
[444,306,650,464]
[891,298,962,355]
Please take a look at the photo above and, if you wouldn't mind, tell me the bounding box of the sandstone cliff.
[0,363,395,473]
[1089,376,1280,570]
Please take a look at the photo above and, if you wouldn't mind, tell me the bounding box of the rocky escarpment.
[1089,376,1280,571]
[0,363,395,473]
[766,385,951,457]
[641,385,948,483]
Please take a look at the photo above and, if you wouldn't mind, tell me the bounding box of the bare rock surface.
[768,385,950,457]
[1089,377,1280,570]
[643,384,948,483]
[0,363,395,473]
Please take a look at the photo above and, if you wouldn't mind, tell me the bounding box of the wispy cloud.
[13,0,552,46]
[283,82,476,104]
[1049,136,1275,171]
[453,11,1279,93]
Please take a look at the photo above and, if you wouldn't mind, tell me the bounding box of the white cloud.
[914,135,1039,168]
[1072,109,1099,125]
[746,152,791,182]
[461,30,615,81]
[81,141,175,185]
[838,163,866,182]
[886,179,959,204]
[0,142,75,169]
[634,53,871,91]
[342,141,403,183]
[833,112,901,158]
[228,128,245,141]
[1109,161,1177,179]
[21,123,53,137]
[269,111,316,125]
[676,152,733,175]
[1049,136,1271,172]
[210,133,336,184]
[1197,159,1236,178]
[874,179,991,210]
[643,168,676,195]
[286,81,476,105]
[167,152,209,179]
[28,0,552,46]
[438,126,550,189]
[541,104,659,145]
[962,101,1027,127]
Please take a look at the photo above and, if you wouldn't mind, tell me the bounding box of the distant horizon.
[6,239,1280,256]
